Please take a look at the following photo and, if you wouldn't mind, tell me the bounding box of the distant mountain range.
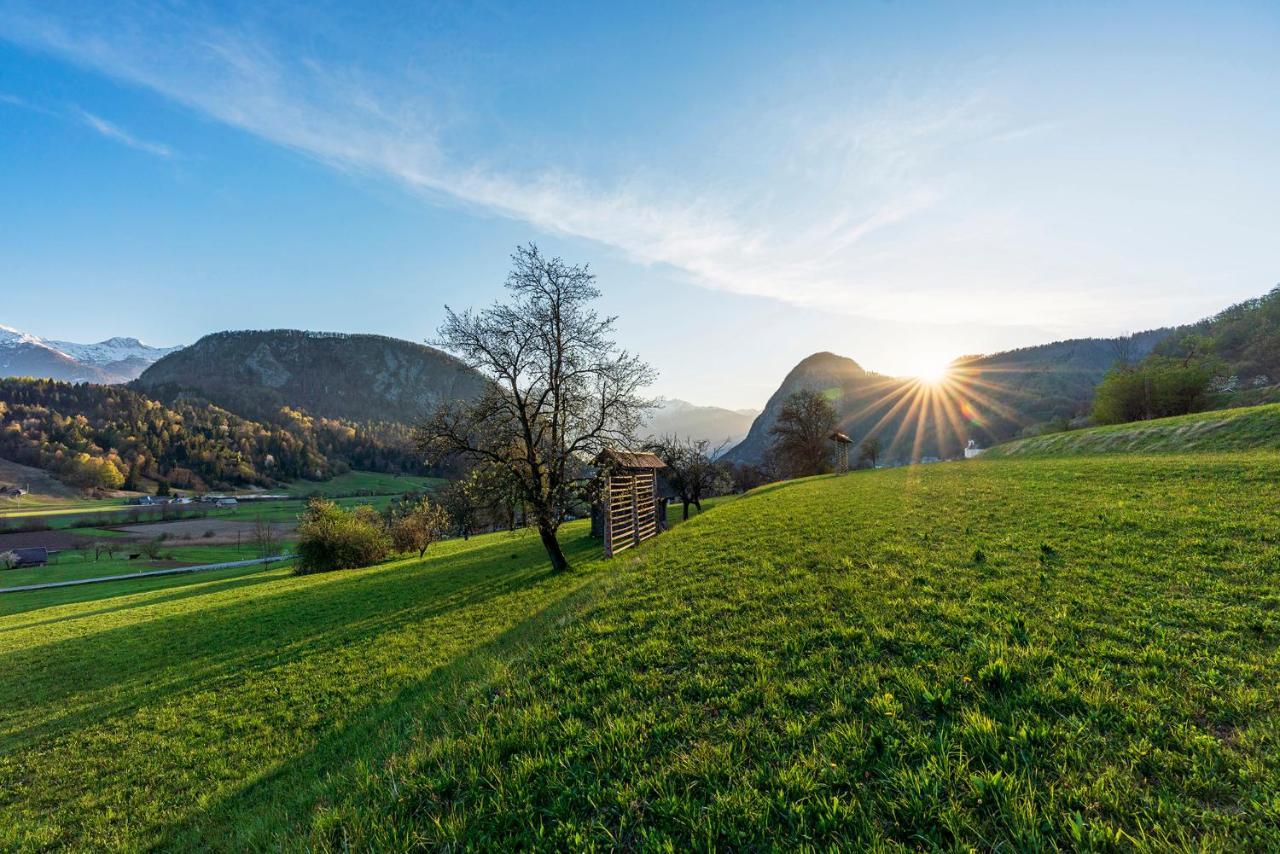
[0,325,180,383]
[645,399,759,449]
[724,332,1173,467]
[726,286,1280,467]
[9,282,1278,477]
[2,325,753,443]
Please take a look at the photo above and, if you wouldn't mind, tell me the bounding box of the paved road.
[0,554,293,594]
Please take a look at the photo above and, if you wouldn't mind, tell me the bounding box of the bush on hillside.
[387,496,450,558]
[1093,340,1224,425]
[294,499,391,574]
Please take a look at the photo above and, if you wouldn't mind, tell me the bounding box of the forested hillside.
[135,330,487,425]
[725,329,1171,466]
[1154,285,1280,394]
[0,379,430,492]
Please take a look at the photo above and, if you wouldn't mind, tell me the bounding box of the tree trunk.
[682,501,690,521]
[538,522,569,571]
[693,498,703,512]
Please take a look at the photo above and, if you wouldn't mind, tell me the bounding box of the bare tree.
[646,435,729,520]
[768,389,838,478]
[1111,333,1137,367]
[858,435,882,469]
[418,244,656,571]
[250,517,282,559]
[437,479,479,540]
[466,460,527,531]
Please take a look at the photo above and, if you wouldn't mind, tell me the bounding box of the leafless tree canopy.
[251,517,282,559]
[646,435,730,520]
[768,389,838,478]
[418,244,656,570]
[858,435,882,468]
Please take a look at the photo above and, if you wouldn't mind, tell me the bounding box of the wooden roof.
[829,431,852,444]
[595,449,667,469]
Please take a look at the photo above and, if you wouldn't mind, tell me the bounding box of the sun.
[911,359,952,385]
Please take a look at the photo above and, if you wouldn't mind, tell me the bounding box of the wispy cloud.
[1,87,174,158]
[75,108,173,157]
[0,2,1179,332]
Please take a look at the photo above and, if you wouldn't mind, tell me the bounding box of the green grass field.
[0,470,441,529]
[0,497,129,521]
[1,457,1277,849]
[285,471,447,496]
[988,402,1280,458]
[0,542,264,590]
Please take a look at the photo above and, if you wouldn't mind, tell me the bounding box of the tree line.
[0,378,432,492]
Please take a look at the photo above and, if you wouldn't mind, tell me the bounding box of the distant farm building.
[964,440,985,459]
[0,485,27,498]
[591,450,669,557]
[9,547,48,568]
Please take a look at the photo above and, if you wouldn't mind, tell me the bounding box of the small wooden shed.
[593,449,668,558]
[830,430,853,473]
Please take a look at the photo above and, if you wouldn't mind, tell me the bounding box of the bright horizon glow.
[911,360,953,385]
[0,2,1277,409]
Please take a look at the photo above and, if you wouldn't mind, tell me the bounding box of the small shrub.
[978,657,1015,693]
[295,499,391,574]
[139,538,166,560]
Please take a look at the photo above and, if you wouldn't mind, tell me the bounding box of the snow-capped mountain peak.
[46,335,182,367]
[0,324,183,383]
[0,324,49,348]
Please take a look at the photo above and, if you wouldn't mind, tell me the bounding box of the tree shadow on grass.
[0,531,596,755]
[0,567,285,634]
[152,574,605,852]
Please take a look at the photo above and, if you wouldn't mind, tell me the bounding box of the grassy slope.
[0,526,605,851]
[987,403,1280,458]
[0,457,79,507]
[0,562,279,615]
[312,455,1280,850]
[2,461,1278,849]
[0,497,127,521]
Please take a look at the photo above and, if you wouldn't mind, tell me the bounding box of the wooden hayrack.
[830,430,852,473]
[595,450,667,558]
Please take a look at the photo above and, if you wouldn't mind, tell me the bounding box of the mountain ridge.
[724,330,1173,466]
[134,329,489,426]
[0,324,181,383]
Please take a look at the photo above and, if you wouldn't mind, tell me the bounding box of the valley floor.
[1,457,1278,849]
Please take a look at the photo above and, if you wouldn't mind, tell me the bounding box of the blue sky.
[1,1,1277,408]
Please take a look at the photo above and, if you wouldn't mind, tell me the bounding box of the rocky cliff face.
[135,329,487,424]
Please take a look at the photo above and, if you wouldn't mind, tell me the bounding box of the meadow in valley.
[2,449,1277,850]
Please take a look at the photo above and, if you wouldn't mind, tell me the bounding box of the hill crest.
[135,329,488,425]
